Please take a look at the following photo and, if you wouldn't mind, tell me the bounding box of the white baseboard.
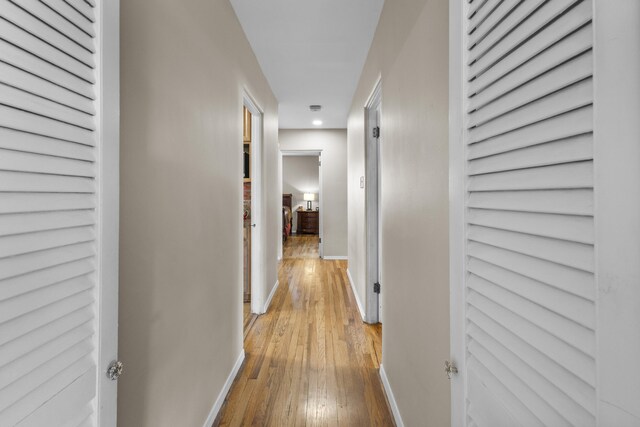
[379,364,405,427]
[323,255,348,260]
[203,350,245,427]
[263,279,279,313]
[346,268,365,321]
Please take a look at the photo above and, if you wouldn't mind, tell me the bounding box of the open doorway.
[365,81,382,324]
[281,150,323,259]
[242,93,264,336]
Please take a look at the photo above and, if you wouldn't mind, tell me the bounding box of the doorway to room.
[242,94,265,336]
[281,151,323,258]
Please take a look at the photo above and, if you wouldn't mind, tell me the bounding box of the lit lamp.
[303,193,315,211]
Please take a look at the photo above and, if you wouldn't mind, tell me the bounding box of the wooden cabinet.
[297,209,319,234]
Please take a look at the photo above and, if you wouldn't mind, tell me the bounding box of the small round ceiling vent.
[309,105,322,112]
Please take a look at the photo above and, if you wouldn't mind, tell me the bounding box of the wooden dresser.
[297,209,319,234]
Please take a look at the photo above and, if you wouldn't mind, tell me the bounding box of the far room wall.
[280,129,347,258]
[283,156,320,231]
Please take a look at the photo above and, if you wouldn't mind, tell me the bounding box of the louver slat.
[39,0,95,37]
[468,79,593,144]
[468,291,596,387]
[467,208,594,244]
[463,0,596,425]
[0,19,94,83]
[467,0,520,50]
[0,83,95,130]
[0,39,94,99]
[0,128,95,161]
[469,324,594,426]
[0,149,95,177]
[467,189,593,216]
[0,211,95,237]
[0,171,95,193]
[467,257,595,328]
[468,134,592,175]
[468,241,595,301]
[469,25,593,111]
[0,0,94,67]
[469,0,586,76]
[14,0,94,53]
[468,308,597,414]
[469,52,593,127]
[0,62,95,115]
[64,0,95,23]
[0,1,98,424]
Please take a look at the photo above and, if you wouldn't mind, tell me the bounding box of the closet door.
[454,1,597,426]
[0,1,119,425]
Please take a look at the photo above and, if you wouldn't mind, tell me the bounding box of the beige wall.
[119,0,279,425]
[347,0,450,425]
[280,129,348,258]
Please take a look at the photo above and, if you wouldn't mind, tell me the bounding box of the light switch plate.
[360,176,365,188]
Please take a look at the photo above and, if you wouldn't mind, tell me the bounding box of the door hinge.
[373,126,380,138]
[319,161,321,167]
[445,360,458,379]
[373,282,381,294]
[319,237,322,243]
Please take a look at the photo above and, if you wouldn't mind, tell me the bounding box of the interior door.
[452,1,599,425]
[365,84,381,324]
[0,1,119,425]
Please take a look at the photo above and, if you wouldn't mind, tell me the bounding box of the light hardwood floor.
[243,302,257,339]
[214,235,393,426]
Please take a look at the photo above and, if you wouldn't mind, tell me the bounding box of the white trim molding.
[262,279,280,313]
[202,350,245,427]
[323,255,348,260]
[96,1,120,425]
[448,0,467,425]
[593,1,640,423]
[379,364,405,427]
[346,269,365,321]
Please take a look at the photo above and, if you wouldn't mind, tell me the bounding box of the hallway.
[215,236,394,426]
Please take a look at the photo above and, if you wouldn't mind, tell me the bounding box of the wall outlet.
[360,176,365,188]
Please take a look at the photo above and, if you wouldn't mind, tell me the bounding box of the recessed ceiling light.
[312,120,323,126]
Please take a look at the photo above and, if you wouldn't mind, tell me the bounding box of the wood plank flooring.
[214,235,394,426]
[244,302,257,339]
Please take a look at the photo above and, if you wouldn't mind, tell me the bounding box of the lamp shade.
[303,193,316,201]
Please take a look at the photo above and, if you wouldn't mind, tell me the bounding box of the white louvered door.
[455,1,597,426]
[0,1,119,426]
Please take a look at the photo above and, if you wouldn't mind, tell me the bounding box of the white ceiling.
[230,0,385,129]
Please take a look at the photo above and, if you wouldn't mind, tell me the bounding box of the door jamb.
[243,92,265,314]
[364,79,382,324]
[96,0,120,425]
[593,2,640,422]
[449,0,467,425]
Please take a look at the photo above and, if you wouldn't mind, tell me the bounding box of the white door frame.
[96,1,120,425]
[364,79,382,324]
[243,92,266,314]
[281,150,323,258]
[448,0,467,425]
[593,1,640,423]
